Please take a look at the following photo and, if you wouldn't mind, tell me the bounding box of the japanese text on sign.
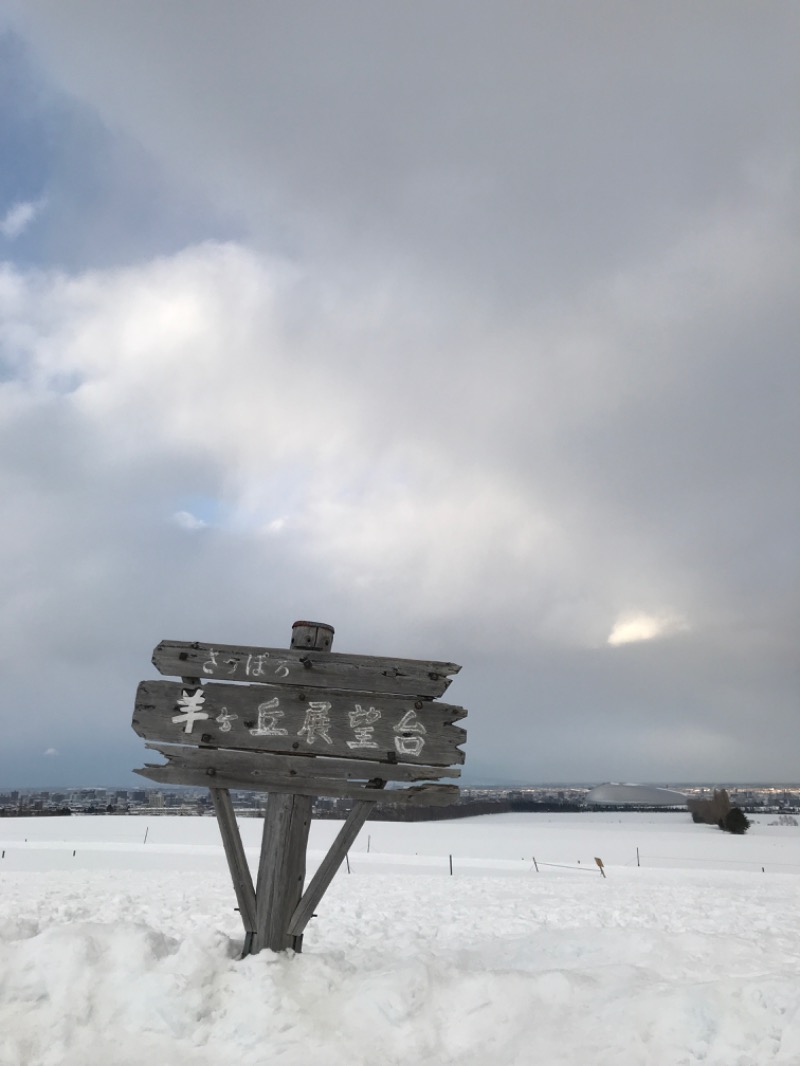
[202,648,290,680]
[171,688,427,757]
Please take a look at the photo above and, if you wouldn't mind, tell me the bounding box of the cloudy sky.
[1,2,797,790]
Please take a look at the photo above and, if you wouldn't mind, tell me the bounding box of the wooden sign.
[131,620,469,957]
[133,679,466,766]
[142,742,461,783]
[152,640,459,698]
[137,742,459,804]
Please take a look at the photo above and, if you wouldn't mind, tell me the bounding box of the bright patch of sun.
[608,612,688,646]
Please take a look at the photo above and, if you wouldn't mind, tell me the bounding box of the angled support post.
[210,787,257,952]
[187,665,258,955]
[288,783,385,938]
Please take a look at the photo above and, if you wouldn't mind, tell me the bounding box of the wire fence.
[634,853,800,873]
[5,838,800,878]
[336,849,800,878]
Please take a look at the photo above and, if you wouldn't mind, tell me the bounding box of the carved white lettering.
[394,735,425,757]
[245,653,270,677]
[172,690,209,734]
[215,707,238,733]
[298,701,333,745]
[250,697,288,736]
[393,708,426,757]
[347,704,381,749]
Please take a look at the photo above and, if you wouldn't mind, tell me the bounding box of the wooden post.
[254,792,313,952]
[251,622,334,954]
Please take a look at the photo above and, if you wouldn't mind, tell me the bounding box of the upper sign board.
[152,640,459,699]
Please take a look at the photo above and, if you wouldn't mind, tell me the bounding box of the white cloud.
[0,199,45,240]
[43,747,59,757]
[607,612,690,647]
[0,243,652,656]
[0,236,784,664]
[172,510,207,532]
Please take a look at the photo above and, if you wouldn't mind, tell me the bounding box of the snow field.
[2,812,800,1065]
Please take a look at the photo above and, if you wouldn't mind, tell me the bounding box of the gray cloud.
[0,3,798,787]
[9,3,798,289]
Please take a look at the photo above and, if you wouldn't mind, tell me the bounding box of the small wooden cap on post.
[291,621,335,651]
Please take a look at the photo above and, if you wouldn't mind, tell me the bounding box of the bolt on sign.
[132,621,468,955]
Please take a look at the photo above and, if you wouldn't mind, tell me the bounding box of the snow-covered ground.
[2,811,800,1065]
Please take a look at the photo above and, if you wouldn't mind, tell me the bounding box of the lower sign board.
[133,679,467,767]
[137,742,460,803]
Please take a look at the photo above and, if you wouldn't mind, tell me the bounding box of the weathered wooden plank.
[153,639,459,698]
[144,763,386,796]
[133,679,467,766]
[254,794,312,953]
[142,742,460,782]
[133,762,460,804]
[287,798,379,937]
[209,788,257,938]
[135,762,388,798]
